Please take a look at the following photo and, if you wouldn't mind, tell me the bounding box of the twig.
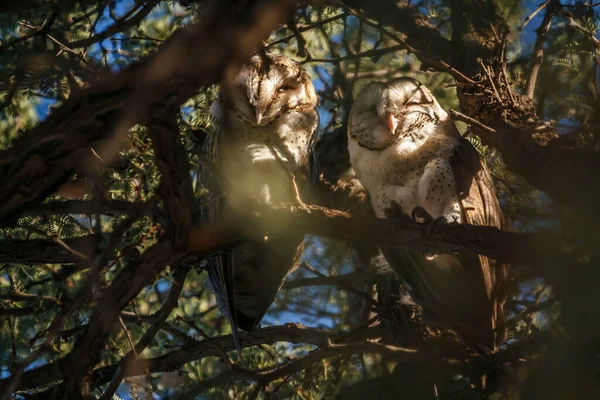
[118,316,138,356]
[514,0,551,34]
[99,266,189,400]
[282,272,373,290]
[304,44,405,64]
[17,225,91,262]
[17,22,91,66]
[285,270,377,306]
[477,59,502,103]
[287,19,310,59]
[449,109,497,133]
[560,10,600,47]
[266,13,346,48]
[110,36,164,43]
[562,1,600,6]
[68,1,159,49]
[176,317,234,368]
[338,2,476,84]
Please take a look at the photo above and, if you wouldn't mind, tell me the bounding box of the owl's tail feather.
[382,248,500,354]
[230,237,304,332]
[205,236,303,357]
[205,251,243,357]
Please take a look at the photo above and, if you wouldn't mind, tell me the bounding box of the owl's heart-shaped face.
[225,54,317,127]
[349,77,444,150]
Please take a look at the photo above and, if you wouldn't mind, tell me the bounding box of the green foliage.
[1,0,597,398]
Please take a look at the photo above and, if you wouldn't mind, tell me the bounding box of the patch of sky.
[24,357,48,371]
[260,236,351,329]
[156,278,172,293]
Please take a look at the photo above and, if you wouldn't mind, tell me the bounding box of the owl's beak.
[386,113,398,134]
[255,108,264,125]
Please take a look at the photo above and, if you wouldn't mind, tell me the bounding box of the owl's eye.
[278,84,295,93]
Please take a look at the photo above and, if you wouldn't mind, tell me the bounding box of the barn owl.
[347,77,508,353]
[201,53,318,352]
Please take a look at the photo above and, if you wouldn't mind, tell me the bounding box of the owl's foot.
[290,175,311,212]
[412,206,458,235]
[411,206,434,224]
[384,201,411,220]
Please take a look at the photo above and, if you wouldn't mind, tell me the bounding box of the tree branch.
[22,200,146,217]
[99,265,190,400]
[189,203,562,270]
[282,273,373,290]
[525,0,561,99]
[67,1,160,49]
[0,235,101,264]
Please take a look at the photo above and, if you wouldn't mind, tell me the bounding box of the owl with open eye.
[347,77,508,354]
[200,53,318,352]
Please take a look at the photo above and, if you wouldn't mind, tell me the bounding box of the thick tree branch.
[3,199,566,273]
[147,103,197,249]
[188,203,562,270]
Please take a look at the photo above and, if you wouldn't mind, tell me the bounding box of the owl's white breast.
[349,122,459,217]
[225,109,314,172]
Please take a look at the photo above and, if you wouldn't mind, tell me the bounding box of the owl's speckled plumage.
[202,54,318,351]
[348,78,508,353]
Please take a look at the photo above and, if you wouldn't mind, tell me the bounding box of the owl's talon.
[425,215,453,235]
[384,201,409,220]
[411,206,434,224]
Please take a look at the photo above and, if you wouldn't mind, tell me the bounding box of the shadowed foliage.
[0,0,598,399]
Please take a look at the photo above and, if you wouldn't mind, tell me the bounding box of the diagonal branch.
[525,0,561,99]
[99,265,190,400]
[0,234,101,264]
[68,1,160,49]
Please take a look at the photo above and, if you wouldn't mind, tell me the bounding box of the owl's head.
[226,53,317,126]
[349,78,446,150]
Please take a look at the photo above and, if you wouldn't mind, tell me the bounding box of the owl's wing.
[306,109,320,202]
[201,101,310,353]
[450,136,509,349]
[381,136,508,354]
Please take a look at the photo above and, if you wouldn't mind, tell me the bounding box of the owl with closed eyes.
[200,53,318,352]
[348,77,508,354]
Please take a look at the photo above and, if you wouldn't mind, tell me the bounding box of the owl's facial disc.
[227,54,317,128]
[256,75,306,126]
[379,81,438,138]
